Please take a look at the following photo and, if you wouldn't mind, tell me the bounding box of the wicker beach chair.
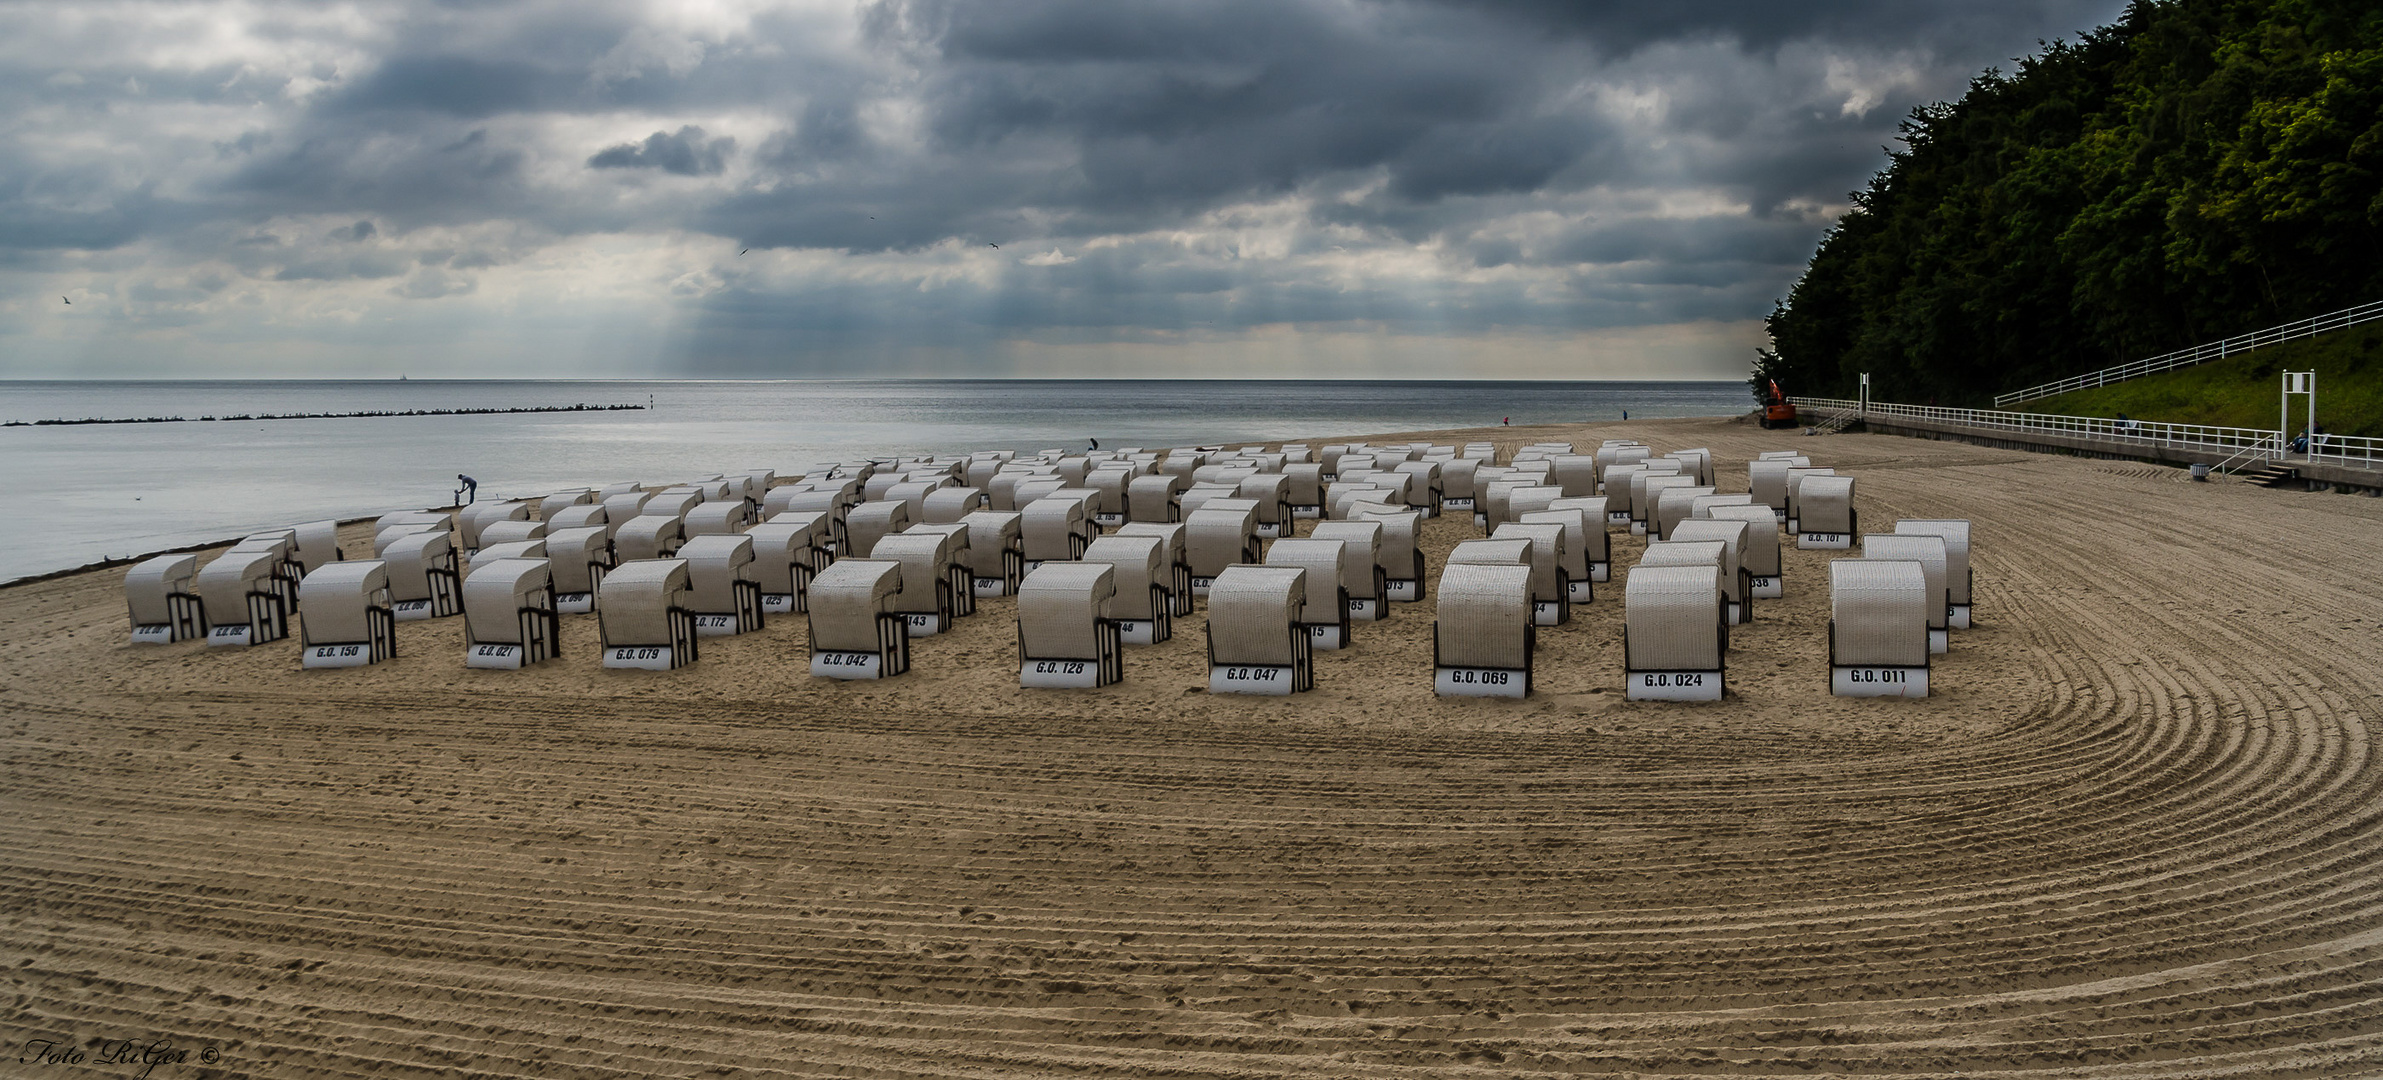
[1080,535,1172,644]
[379,530,461,622]
[1796,475,1858,549]
[1623,564,1725,701]
[806,559,910,680]
[460,557,559,669]
[1862,534,1950,653]
[195,548,292,647]
[1894,520,1974,628]
[1433,563,1533,698]
[125,553,206,644]
[1829,559,1930,697]
[1015,563,1124,688]
[296,560,396,668]
[597,559,697,669]
[1264,538,1353,649]
[678,534,765,637]
[1204,565,1313,695]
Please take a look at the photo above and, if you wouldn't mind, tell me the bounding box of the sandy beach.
[4,414,2380,1077]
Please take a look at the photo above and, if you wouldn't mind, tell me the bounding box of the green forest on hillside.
[1755,0,2383,408]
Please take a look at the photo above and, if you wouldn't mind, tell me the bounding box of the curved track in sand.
[4,418,2379,1078]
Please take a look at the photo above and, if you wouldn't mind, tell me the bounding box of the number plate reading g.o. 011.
[1831,666,1929,698]
[1435,666,1525,699]
[1209,664,1295,696]
[1628,670,1721,702]
[1020,658,1102,688]
[463,643,523,670]
[603,645,676,670]
[810,650,884,680]
[304,643,379,669]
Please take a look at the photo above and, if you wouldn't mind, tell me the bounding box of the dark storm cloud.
[588,126,734,175]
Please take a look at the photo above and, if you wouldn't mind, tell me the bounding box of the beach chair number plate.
[1751,575,1782,599]
[1568,580,1594,603]
[1117,619,1158,645]
[1384,579,1421,603]
[692,614,741,637]
[1532,601,1563,625]
[604,645,676,670]
[972,577,1010,598]
[811,650,883,679]
[1832,666,1929,698]
[1607,511,1633,526]
[901,612,942,636]
[1628,671,1722,702]
[1021,659,1101,688]
[131,625,176,645]
[1591,562,1611,584]
[761,593,799,614]
[1306,624,1347,650]
[1210,665,1295,695]
[1436,667,1526,699]
[305,643,378,668]
[1443,497,1474,510]
[1189,576,1215,596]
[207,625,253,648]
[555,592,595,614]
[1799,533,1852,550]
[464,643,524,670]
[1346,598,1380,621]
[1950,604,1972,629]
[392,599,434,620]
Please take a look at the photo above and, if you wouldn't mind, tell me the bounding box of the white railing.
[1791,396,2383,471]
[1993,299,2383,408]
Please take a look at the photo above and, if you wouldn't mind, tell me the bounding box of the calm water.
[0,379,1748,582]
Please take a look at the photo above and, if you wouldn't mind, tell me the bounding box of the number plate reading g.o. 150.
[305,643,378,669]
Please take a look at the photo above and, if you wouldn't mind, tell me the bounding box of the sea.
[0,379,1749,583]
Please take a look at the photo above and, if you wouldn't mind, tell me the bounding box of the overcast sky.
[1,0,2128,379]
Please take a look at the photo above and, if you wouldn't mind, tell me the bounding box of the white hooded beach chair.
[1317,445,1350,479]
[227,531,303,615]
[1598,463,1644,523]
[1351,502,1427,602]
[1282,463,1325,519]
[125,553,206,644]
[643,489,702,522]
[290,520,343,575]
[598,559,697,669]
[1796,475,1858,549]
[1669,448,1715,486]
[1128,474,1188,524]
[1484,525,1569,625]
[807,559,910,679]
[462,557,560,669]
[1113,522,1193,616]
[1519,508,1595,604]
[775,488,853,553]
[1462,442,1499,463]
[678,534,765,637]
[601,491,654,528]
[1178,483,1244,519]
[477,518,547,550]
[948,511,1023,597]
[1830,559,1931,697]
[918,486,986,524]
[595,481,645,498]
[1265,538,1353,649]
[844,501,911,565]
[1862,534,1949,653]
[1325,483,1387,520]
[1667,520,1754,623]
[539,490,595,521]
[1438,458,1482,515]
[903,521,983,613]
[1707,505,1783,599]
[298,560,396,668]
[1783,467,1837,532]
[614,514,686,562]
[1021,496,1090,570]
[1307,520,1386,621]
[1393,461,1443,518]
[1080,535,1173,644]
[473,540,547,562]
[682,500,753,538]
[1550,456,1599,498]
[1624,564,1726,701]
[1433,563,1533,699]
[1895,520,1974,628]
[1691,493,1757,521]
[1016,562,1125,688]
[1185,501,1262,597]
[543,526,612,613]
[744,514,831,615]
[1205,565,1314,695]
[1084,469,1133,527]
[1633,472,1696,537]
[546,503,610,539]
[373,521,448,558]
[1546,496,1612,583]
[460,501,530,554]
[380,530,462,622]
[871,529,970,636]
[1236,473,1293,537]
[195,548,291,647]
[1652,484,1717,542]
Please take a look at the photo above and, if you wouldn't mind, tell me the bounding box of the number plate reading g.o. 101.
[305,643,378,669]
[1020,658,1101,688]
[463,643,523,670]
[810,650,883,680]
[1628,670,1721,702]
[1436,666,1525,699]
[1209,664,1294,696]
[1831,666,1928,698]
[1798,532,1852,550]
[603,645,676,670]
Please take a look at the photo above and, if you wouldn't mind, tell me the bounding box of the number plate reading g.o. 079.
[603,645,676,670]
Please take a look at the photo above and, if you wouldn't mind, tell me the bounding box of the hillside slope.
[2032,319,2383,436]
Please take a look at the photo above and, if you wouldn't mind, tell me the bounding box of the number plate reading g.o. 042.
[1209,664,1295,696]
[1436,666,1525,699]
[1020,658,1102,688]
[305,643,379,669]
[810,650,884,680]
[1627,670,1721,702]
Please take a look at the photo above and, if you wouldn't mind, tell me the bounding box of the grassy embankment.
[2030,320,2383,438]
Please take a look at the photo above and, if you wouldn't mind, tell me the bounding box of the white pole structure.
[2282,371,2315,461]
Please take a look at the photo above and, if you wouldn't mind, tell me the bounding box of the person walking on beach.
[457,474,478,505]
[1089,437,1099,452]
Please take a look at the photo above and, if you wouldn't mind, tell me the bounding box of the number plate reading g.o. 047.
[1209,664,1295,696]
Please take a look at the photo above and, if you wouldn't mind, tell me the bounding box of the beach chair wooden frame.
[125,554,207,644]
[543,526,613,613]
[1265,538,1354,649]
[1307,520,1388,621]
[196,549,291,648]
[1861,534,1950,653]
[1546,496,1612,583]
[1433,562,1534,699]
[1112,522,1193,617]
[1623,564,1726,701]
[806,559,911,680]
[462,558,560,669]
[1016,562,1125,688]
[1829,559,1931,697]
[1796,475,1859,549]
[1894,519,1974,628]
[1081,535,1173,644]
[381,531,462,622]
[297,560,396,668]
[597,559,699,670]
[678,534,766,637]
[1204,566,1314,695]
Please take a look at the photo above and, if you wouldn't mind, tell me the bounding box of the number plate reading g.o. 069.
[1436,666,1525,699]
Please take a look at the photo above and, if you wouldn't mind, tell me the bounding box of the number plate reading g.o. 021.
[810,650,884,680]
[1436,666,1525,699]
[463,643,523,670]
[1627,670,1721,702]
[1833,666,1928,698]
[1020,658,1101,688]
[603,645,676,670]
[1209,664,1295,696]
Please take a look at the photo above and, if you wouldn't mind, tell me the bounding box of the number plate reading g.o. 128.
[1628,670,1721,702]
[1020,658,1101,688]
[1209,664,1294,696]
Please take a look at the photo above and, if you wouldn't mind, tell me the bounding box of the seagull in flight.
[61,296,70,305]
[988,242,999,249]
[739,248,749,255]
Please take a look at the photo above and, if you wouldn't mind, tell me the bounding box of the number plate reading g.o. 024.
[1209,664,1295,696]
[463,643,523,670]
[810,650,883,680]
[1435,666,1525,699]
[305,643,379,669]
[1627,670,1721,702]
[1020,658,1101,688]
[603,645,676,670]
